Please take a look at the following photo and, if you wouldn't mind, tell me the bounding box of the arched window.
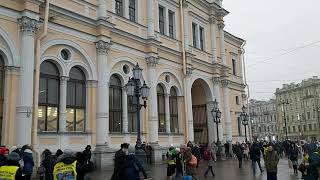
[66,67,86,132]
[38,61,60,132]
[169,87,179,133]
[109,75,122,132]
[157,84,166,132]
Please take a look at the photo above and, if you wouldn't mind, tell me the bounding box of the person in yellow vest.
[53,149,84,180]
[0,152,24,180]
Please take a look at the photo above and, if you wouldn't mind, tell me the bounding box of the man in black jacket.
[111,143,129,180]
[250,142,263,174]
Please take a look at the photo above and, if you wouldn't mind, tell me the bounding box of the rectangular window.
[303,125,307,131]
[199,26,204,50]
[288,126,290,133]
[292,115,294,121]
[309,124,312,131]
[293,126,296,132]
[236,96,240,105]
[314,124,317,131]
[159,6,165,35]
[307,112,311,119]
[168,11,174,38]
[232,59,237,75]
[129,0,136,22]
[192,23,197,48]
[298,125,301,131]
[115,0,123,16]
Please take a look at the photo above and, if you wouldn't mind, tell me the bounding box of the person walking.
[303,145,320,180]
[191,144,201,168]
[121,147,148,180]
[203,145,215,178]
[21,145,34,180]
[184,147,198,180]
[145,143,152,164]
[0,152,24,180]
[234,142,244,168]
[41,149,57,180]
[264,144,279,180]
[111,143,129,180]
[83,145,92,163]
[288,143,299,174]
[166,145,177,180]
[250,142,263,174]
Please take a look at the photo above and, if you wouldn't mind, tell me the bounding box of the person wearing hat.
[121,146,147,180]
[0,152,24,180]
[53,149,85,180]
[0,147,9,167]
[21,145,34,180]
[111,143,129,180]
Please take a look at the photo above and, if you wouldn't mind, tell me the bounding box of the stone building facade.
[275,77,320,142]
[249,99,277,141]
[0,0,247,168]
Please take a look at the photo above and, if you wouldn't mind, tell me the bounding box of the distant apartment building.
[249,99,277,141]
[275,76,320,142]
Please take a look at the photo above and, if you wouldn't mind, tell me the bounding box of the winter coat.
[120,154,147,180]
[304,152,320,180]
[184,148,196,176]
[0,154,6,167]
[83,149,91,162]
[22,149,34,174]
[234,144,244,159]
[42,154,57,175]
[288,147,299,161]
[250,144,262,161]
[111,149,126,180]
[204,147,215,166]
[2,160,24,180]
[191,146,201,160]
[264,150,279,173]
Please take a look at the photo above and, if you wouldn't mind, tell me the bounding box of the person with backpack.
[21,145,34,180]
[41,149,57,180]
[184,147,197,179]
[203,145,215,178]
[288,143,299,174]
[166,145,177,180]
[191,144,201,168]
[121,147,148,180]
[250,142,263,174]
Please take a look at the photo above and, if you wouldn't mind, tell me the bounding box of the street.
[88,158,301,180]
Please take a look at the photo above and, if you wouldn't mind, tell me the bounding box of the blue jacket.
[22,150,34,174]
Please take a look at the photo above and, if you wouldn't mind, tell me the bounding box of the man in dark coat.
[234,142,244,168]
[111,143,129,180]
[121,147,147,180]
[21,146,34,180]
[0,152,24,180]
[250,142,263,174]
[83,145,92,162]
[265,144,279,180]
[41,149,57,180]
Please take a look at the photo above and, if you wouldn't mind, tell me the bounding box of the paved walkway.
[88,158,302,180]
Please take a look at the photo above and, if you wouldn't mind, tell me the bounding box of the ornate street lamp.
[125,63,150,165]
[240,105,249,143]
[211,99,222,158]
[279,99,289,140]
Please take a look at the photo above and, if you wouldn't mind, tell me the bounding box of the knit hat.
[63,149,74,156]
[7,152,21,161]
[0,147,9,155]
[128,147,135,155]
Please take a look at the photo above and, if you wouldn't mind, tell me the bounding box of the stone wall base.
[93,145,117,171]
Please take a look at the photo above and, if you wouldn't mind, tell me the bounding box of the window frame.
[109,75,123,133]
[158,6,165,35]
[129,0,136,22]
[115,0,123,16]
[169,88,179,133]
[199,26,204,51]
[157,85,166,133]
[168,10,175,38]
[128,95,137,133]
[232,59,237,75]
[38,61,60,132]
[192,23,197,48]
[66,67,86,132]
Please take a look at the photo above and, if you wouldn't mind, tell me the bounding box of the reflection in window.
[66,67,86,132]
[115,0,123,16]
[38,61,60,132]
[159,6,165,35]
[128,96,137,132]
[109,75,122,132]
[169,87,179,133]
[129,0,136,22]
[157,84,166,132]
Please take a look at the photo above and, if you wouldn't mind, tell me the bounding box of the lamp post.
[211,99,222,158]
[240,105,249,143]
[279,99,289,140]
[124,63,150,164]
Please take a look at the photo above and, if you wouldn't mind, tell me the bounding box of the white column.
[95,40,111,146]
[98,0,107,19]
[124,0,129,19]
[16,16,38,145]
[59,76,68,132]
[182,1,190,50]
[185,67,194,142]
[122,89,128,133]
[213,77,222,142]
[222,79,232,142]
[206,102,215,145]
[209,17,217,63]
[165,94,170,133]
[218,22,226,64]
[146,56,159,143]
[147,0,155,38]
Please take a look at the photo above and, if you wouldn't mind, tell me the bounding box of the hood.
[57,153,76,164]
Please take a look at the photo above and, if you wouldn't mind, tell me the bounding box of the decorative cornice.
[146,56,159,67]
[213,77,221,85]
[209,17,217,24]
[60,76,69,84]
[18,16,39,36]
[182,0,189,8]
[5,66,20,74]
[221,79,229,88]
[96,40,112,55]
[86,80,98,87]
[218,21,225,30]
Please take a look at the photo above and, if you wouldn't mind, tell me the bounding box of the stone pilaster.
[185,66,194,142]
[59,76,69,132]
[98,0,107,19]
[218,21,226,64]
[221,79,232,142]
[182,0,190,50]
[122,88,128,133]
[147,0,155,38]
[16,16,39,145]
[212,77,223,142]
[209,17,217,63]
[165,94,170,133]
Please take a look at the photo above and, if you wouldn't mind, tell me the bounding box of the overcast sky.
[223,0,320,100]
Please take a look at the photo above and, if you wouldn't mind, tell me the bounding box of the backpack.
[203,150,211,160]
[189,155,197,167]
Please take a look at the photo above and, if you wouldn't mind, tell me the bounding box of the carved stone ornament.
[146,56,159,67]
[209,17,216,24]
[221,79,229,87]
[186,67,193,76]
[18,16,39,36]
[182,0,189,8]
[96,40,112,55]
[213,77,221,85]
[218,22,225,30]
